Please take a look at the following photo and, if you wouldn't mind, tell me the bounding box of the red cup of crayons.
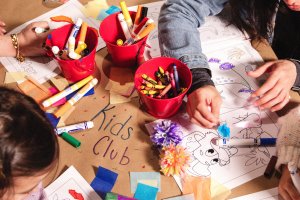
[99,1,155,67]
[45,19,98,82]
[134,57,192,118]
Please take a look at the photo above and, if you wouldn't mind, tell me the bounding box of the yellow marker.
[54,78,98,118]
[120,1,133,30]
[116,39,123,46]
[42,75,93,107]
[75,43,87,54]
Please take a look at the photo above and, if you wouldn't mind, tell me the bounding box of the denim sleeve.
[158,0,228,70]
[289,59,300,91]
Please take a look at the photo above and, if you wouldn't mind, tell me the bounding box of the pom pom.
[151,120,183,148]
[160,144,190,176]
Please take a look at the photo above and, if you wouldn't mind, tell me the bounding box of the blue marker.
[172,64,180,93]
[214,138,276,147]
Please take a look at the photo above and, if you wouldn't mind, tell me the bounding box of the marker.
[65,18,82,50]
[214,138,277,147]
[117,13,132,40]
[133,5,142,32]
[123,22,155,45]
[34,27,50,34]
[55,121,94,135]
[172,64,180,93]
[53,78,98,118]
[61,132,81,148]
[288,162,300,192]
[42,75,93,107]
[140,7,148,23]
[132,18,154,37]
[119,1,133,30]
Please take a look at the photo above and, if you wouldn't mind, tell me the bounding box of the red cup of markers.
[45,24,98,82]
[134,57,192,118]
[99,11,148,68]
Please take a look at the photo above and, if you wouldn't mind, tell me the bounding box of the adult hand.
[187,85,222,128]
[247,60,297,112]
[0,19,6,35]
[18,21,50,57]
[279,165,300,200]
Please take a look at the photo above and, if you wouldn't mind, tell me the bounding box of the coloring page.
[45,165,102,200]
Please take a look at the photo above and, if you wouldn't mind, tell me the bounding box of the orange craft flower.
[160,144,190,176]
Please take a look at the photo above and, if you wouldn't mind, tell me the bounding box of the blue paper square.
[46,112,60,127]
[134,183,158,200]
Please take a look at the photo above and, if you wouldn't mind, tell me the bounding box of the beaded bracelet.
[10,34,25,62]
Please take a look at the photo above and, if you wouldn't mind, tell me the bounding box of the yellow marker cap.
[116,39,123,46]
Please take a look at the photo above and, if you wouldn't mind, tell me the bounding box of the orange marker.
[78,22,88,44]
[53,78,98,118]
[123,23,155,45]
[133,5,142,32]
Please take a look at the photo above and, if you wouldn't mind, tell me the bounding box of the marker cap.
[61,132,81,148]
[260,138,276,146]
[86,121,94,129]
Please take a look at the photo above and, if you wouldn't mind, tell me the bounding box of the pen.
[42,75,93,107]
[213,138,277,147]
[55,121,94,135]
[288,162,300,192]
[119,1,133,30]
[53,78,98,118]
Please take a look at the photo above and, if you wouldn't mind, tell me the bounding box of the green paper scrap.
[130,172,161,193]
[133,183,158,200]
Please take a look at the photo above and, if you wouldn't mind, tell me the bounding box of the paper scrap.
[45,165,102,200]
[229,187,278,200]
[4,72,26,83]
[211,179,231,200]
[56,106,76,127]
[18,80,51,103]
[46,112,60,128]
[110,92,132,104]
[50,77,69,91]
[138,180,158,188]
[83,0,109,19]
[130,172,161,193]
[91,166,118,199]
[105,81,135,97]
[133,183,158,200]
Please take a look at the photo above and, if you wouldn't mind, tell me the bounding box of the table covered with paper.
[2,0,300,199]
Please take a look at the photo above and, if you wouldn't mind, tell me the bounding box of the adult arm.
[0,21,50,58]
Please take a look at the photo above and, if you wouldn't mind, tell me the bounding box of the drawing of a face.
[182,131,237,176]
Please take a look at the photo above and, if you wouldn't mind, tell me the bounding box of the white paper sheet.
[0,0,104,83]
[230,187,279,200]
[45,165,102,200]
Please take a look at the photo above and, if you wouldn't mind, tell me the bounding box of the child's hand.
[279,165,300,200]
[247,60,297,112]
[187,85,221,128]
[0,19,6,35]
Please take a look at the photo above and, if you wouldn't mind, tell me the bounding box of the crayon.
[53,78,98,118]
[141,74,157,84]
[157,83,172,98]
[42,75,93,107]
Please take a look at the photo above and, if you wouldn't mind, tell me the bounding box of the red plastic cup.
[99,11,148,67]
[45,24,98,82]
[134,57,192,118]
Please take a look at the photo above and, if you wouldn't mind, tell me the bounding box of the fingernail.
[0,22,5,26]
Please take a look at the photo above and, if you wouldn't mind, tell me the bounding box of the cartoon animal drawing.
[182,131,238,176]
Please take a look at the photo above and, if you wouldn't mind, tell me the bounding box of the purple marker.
[213,138,276,147]
[172,64,180,93]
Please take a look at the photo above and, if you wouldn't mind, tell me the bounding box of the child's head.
[0,87,59,199]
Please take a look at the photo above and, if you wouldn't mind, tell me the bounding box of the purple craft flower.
[219,62,235,70]
[151,120,183,148]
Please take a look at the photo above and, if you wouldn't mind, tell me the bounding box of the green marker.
[61,132,81,148]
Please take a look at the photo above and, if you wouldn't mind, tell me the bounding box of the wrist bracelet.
[10,34,25,62]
